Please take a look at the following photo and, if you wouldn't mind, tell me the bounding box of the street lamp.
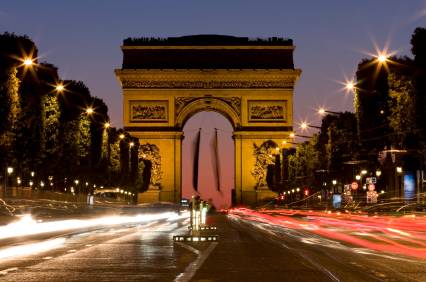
[300,122,321,130]
[361,170,367,175]
[318,107,342,116]
[3,166,14,199]
[22,57,35,67]
[376,53,388,63]
[130,142,135,148]
[86,107,94,115]
[375,170,382,177]
[104,122,110,129]
[396,166,403,173]
[355,175,361,180]
[55,83,64,93]
[345,80,355,92]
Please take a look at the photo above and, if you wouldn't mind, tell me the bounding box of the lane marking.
[175,242,217,282]
[297,251,340,282]
[175,242,200,255]
[0,267,18,276]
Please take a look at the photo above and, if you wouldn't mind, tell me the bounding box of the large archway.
[115,35,301,205]
[182,111,234,209]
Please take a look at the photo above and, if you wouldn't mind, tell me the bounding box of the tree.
[387,72,417,148]
[38,64,61,176]
[0,67,20,164]
[287,137,319,189]
[0,32,116,191]
[411,27,426,154]
[355,58,391,161]
[0,32,38,173]
[108,129,121,184]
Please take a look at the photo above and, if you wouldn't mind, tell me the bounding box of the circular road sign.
[351,182,358,190]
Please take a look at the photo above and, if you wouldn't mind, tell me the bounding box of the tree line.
[0,32,146,196]
[268,27,426,197]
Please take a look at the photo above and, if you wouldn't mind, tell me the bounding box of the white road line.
[0,267,18,276]
[297,251,340,282]
[174,242,218,282]
[175,242,200,255]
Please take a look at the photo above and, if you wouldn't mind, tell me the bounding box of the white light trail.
[0,212,186,240]
[0,238,65,259]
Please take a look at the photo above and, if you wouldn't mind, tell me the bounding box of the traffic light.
[304,189,309,196]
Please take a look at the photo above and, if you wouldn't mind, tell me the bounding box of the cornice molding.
[122,45,295,50]
[115,69,301,89]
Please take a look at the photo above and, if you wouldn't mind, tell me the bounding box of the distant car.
[180,198,190,208]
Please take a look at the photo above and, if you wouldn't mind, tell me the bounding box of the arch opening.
[175,97,240,131]
[181,111,234,209]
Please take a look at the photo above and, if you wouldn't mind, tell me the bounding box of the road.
[0,208,425,281]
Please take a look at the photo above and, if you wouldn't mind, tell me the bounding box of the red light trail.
[229,208,426,260]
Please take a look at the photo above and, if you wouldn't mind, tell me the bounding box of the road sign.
[366,177,377,184]
[368,183,375,191]
[351,182,358,190]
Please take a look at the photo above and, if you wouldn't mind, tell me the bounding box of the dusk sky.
[1,1,426,207]
[2,1,426,128]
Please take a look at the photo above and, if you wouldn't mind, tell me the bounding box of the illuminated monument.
[115,35,301,205]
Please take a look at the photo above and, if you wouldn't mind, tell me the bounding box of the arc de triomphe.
[115,35,301,205]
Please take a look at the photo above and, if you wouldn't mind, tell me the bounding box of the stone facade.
[115,36,301,205]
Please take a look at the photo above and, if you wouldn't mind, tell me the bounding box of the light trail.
[229,208,426,259]
[0,238,65,259]
[0,211,189,240]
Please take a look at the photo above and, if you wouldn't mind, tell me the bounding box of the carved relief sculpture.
[139,143,162,188]
[251,140,277,188]
[130,100,168,122]
[248,100,286,121]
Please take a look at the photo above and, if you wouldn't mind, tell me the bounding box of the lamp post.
[3,166,13,199]
[300,122,321,130]
[318,108,343,116]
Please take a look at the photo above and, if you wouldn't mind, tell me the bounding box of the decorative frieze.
[122,80,294,89]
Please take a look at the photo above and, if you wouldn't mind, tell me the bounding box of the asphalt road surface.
[0,211,425,282]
